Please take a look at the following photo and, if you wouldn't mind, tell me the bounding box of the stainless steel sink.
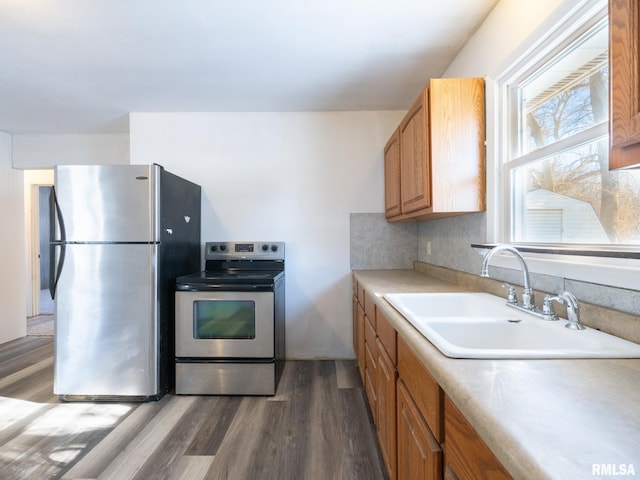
[384,292,640,359]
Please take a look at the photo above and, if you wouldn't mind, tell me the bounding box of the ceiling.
[0,0,498,135]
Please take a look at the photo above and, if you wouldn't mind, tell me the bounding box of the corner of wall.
[0,131,27,344]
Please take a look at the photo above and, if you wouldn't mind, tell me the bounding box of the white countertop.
[353,269,640,480]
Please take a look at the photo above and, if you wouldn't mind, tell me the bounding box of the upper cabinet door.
[399,90,431,214]
[384,129,402,218]
[429,78,486,213]
[609,0,640,169]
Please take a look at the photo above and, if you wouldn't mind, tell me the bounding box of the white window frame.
[488,0,640,291]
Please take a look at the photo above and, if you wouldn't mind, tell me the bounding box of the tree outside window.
[508,20,640,245]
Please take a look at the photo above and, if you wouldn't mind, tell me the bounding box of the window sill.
[471,243,640,260]
[471,243,640,291]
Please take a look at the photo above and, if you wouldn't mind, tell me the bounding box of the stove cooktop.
[176,241,285,289]
[176,269,284,286]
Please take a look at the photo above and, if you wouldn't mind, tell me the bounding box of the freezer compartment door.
[53,164,160,242]
[54,243,160,397]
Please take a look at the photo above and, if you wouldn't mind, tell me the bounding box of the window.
[501,4,640,247]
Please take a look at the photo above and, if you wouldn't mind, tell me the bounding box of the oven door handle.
[176,284,274,292]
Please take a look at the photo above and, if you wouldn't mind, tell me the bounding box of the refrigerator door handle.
[49,187,66,300]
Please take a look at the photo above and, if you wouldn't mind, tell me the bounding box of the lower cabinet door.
[397,380,443,480]
[356,303,366,382]
[377,341,397,479]
[444,396,512,480]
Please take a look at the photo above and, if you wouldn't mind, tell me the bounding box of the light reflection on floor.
[0,396,132,472]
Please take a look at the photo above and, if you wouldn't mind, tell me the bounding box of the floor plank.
[98,396,196,480]
[184,396,242,456]
[0,337,387,480]
[62,399,168,479]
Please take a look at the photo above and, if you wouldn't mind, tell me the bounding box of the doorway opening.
[25,170,54,336]
[38,185,53,314]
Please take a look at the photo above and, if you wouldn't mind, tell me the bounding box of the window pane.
[520,24,608,154]
[511,138,640,244]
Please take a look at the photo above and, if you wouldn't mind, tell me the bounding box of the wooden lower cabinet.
[397,336,443,443]
[376,340,397,479]
[444,395,512,480]
[353,294,359,365]
[397,380,443,480]
[352,282,512,480]
[355,301,366,384]
[364,315,378,420]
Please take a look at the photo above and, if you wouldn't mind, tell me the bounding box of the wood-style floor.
[0,336,387,480]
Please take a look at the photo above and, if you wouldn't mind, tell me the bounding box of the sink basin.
[384,292,640,359]
[384,292,514,319]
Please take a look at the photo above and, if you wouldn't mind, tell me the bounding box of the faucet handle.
[542,295,558,321]
[559,291,584,330]
[545,291,585,330]
[501,283,518,305]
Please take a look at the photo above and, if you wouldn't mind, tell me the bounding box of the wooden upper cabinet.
[429,78,486,213]
[384,129,402,218]
[609,0,640,169]
[400,89,431,214]
[386,77,486,221]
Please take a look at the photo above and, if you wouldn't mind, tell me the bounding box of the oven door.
[175,290,274,358]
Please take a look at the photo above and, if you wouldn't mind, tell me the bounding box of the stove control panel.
[205,241,285,261]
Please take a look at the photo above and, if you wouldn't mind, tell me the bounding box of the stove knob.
[220,244,227,251]
[210,244,217,252]
[271,244,278,252]
[261,244,269,251]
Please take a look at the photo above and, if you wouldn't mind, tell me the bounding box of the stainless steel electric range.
[174,241,285,395]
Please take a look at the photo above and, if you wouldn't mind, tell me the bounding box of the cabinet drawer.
[353,275,359,300]
[397,335,443,443]
[363,290,376,327]
[376,310,397,363]
[355,277,364,306]
[444,395,511,480]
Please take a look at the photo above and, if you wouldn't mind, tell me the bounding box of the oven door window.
[193,300,256,339]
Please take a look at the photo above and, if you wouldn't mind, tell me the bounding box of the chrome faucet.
[480,245,535,310]
[544,291,585,330]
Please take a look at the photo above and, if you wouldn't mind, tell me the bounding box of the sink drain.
[507,319,522,323]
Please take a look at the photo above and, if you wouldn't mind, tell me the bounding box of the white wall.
[130,111,402,358]
[0,131,26,344]
[12,134,130,169]
[444,0,567,78]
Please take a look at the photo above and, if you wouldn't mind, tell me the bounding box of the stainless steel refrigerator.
[50,164,201,401]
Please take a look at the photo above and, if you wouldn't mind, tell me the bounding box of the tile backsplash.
[350,212,640,343]
[349,213,417,270]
